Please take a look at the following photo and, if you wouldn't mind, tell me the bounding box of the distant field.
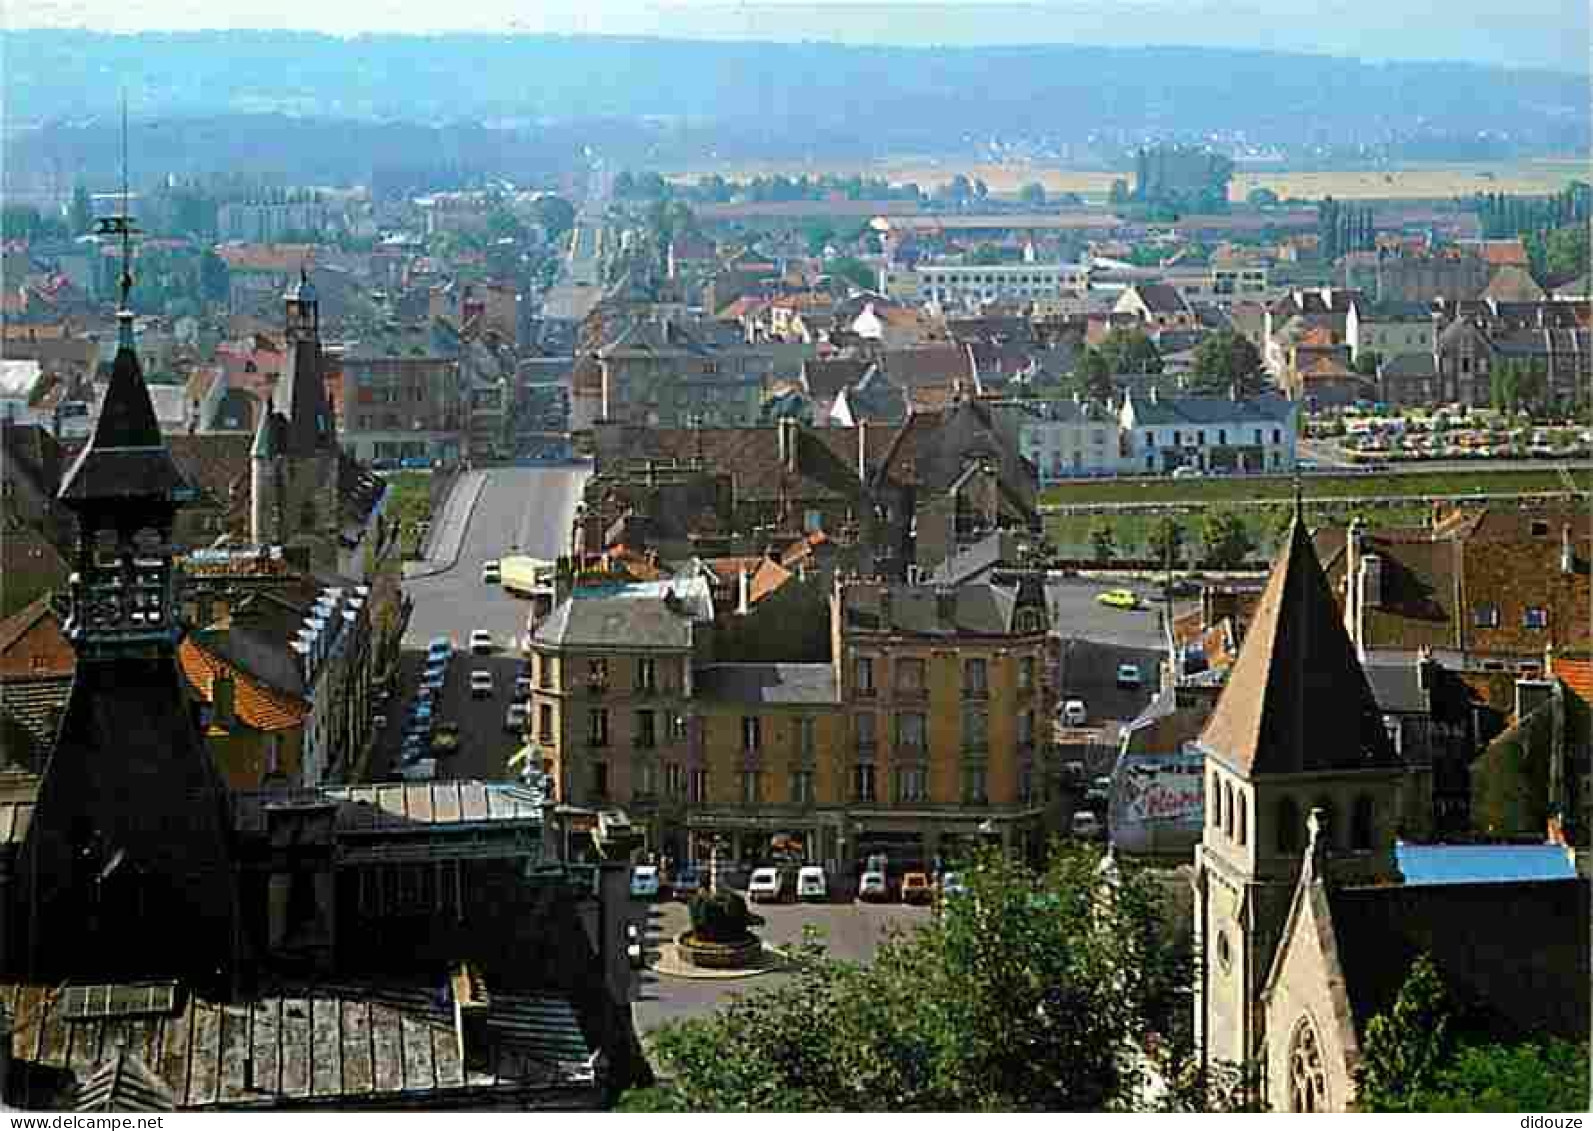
[663,157,1587,203]
[1040,467,1588,508]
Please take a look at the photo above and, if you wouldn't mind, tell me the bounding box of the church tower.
[16,216,237,987]
[1193,512,1404,1085]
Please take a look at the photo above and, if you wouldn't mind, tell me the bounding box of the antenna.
[94,91,140,348]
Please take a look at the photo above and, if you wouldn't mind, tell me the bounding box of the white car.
[747,867,785,903]
[796,865,827,902]
[630,865,661,900]
[1061,698,1088,726]
[1116,663,1143,689]
[504,702,529,733]
[469,670,494,698]
[857,871,888,902]
[469,629,495,654]
[514,674,533,699]
[1071,811,1104,840]
[481,559,501,584]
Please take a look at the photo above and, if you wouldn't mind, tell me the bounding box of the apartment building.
[881,262,1091,310]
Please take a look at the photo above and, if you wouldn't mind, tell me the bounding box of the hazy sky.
[15,0,1592,71]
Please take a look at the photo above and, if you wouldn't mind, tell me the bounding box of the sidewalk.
[403,471,487,581]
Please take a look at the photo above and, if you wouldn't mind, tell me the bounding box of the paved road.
[631,896,933,1031]
[371,466,588,783]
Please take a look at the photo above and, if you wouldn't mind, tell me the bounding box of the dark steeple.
[17,180,236,989]
[275,267,335,456]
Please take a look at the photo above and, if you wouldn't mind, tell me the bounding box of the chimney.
[737,564,750,616]
[1358,553,1382,611]
[451,964,493,1073]
[1562,524,1575,574]
[857,420,868,484]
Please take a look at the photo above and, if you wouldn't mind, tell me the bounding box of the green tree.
[1018,182,1047,207]
[1200,509,1254,569]
[1096,328,1163,376]
[1147,516,1186,567]
[826,256,876,292]
[531,195,576,241]
[1089,520,1118,563]
[632,846,1239,1112]
[1353,350,1381,378]
[804,222,837,257]
[1188,330,1267,397]
[1074,349,1118,402]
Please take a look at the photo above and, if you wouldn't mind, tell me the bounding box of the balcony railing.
[856,686,877,699]
[962,685,989,700]
[893,685,928,702]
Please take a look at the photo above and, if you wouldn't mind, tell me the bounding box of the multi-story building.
[593,313,775,428]
[882,261,1091,310]
[999,396,1123,483]
[337,320,464,463]
[1118,387,1298,474]
[1343,300,1435,364]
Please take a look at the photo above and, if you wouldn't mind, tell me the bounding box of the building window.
[741,770,762,805]
[636,709,656,749]
[741,715,762,752]
[856,711,878,752]
[1172,430,1181,445]
[853,763,877,803]
[896,766,927,803]
[797,717,816,760]
[963,658,988,696]
[896,657,926,694]
[587,658,609,692]
[688,769,708,803]
[1196,430,1205,445]
[962,765,988,804]
[1254,429,1264,445]
[592,761,609,799]
[1018,711,1034,748]
[791,770,815,805]
[636,657,656,692]
[636,761,657,797]
[1236,791,1247,846]
[1018,763,1036,804]
[1472,604,1500,628]
[538,703,553,741]
[1351,795,1374,851]
[1523,607,1548,629]
[1288,1018,1328,1113]
[963,708,988,751]
[1272,429,1281,444]
[895,711,924,752]
[665,762,685,798]
[1018,656,1035,691]
[1217,429,1227,445]
[670,712,688,743]
[588,708,608,747]
[1210,772,1221,828]
[855,656,875,696]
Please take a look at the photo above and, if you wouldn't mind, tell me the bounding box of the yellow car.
[1096,589,1141,610]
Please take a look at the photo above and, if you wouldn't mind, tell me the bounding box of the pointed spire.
[1198,514,1397,777]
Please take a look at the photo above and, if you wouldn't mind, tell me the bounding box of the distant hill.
[4,31,1586,188]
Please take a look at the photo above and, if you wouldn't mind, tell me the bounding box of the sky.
[14,0,1592,72]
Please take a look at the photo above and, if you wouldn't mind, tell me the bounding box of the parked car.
[901,872,933,905]
[411,702,434,726]
[470,670,494,698]
[1085,776,1113,805]
[504,702,529,733]
[1163,577,1201,598]
[514,674,533,699]
[625,922,645,969]
[481,559,501,584]
[1116,663,1144,688]
[937,872,968,901]
[1097,589,1140,610]
[797,865,828,902]
[401,758,437,781]
[1171,465,1205,479]
[1071,811,1104,840]
[672,865,705,900]
[748,867,786,903]
[469,629,495,654]
[857,871,888,902]
[630,865,661,900]
[426,637,452,661]
[373,713,388,730]
[1061,698,1088,726]
[420,670,446,694]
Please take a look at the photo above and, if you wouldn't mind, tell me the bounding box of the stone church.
[1193,512,1588,1111]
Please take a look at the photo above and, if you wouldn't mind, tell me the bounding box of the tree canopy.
[625,846,1248,1113]
[1187,330,1267,397]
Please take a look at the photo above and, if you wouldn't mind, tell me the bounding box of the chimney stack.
[738,564,750,616]
[778,417,799,473]
[1562,524,1575,574]
[857,420,868,484]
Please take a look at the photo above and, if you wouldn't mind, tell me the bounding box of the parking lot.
[630,890,933,1031]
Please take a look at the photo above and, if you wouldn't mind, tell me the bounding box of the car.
[937,872,968,901]
[401,758,437,781]
[481,559,501,584]
[630,865,661,900]
[514,674,533,699]
[797,865,828,902]
[1071,811,1104,840]
[1085,776,1113,805]
[1061,699,1088,726]
[426,637,452,661]
[1061,760,1086,783]
[470,670,494,698]
[901,872,933,905]
[672,865,705,900]
[1171,465,1205,479]
[1097,589,1140,610]
[747,867,786,903]
[1163,577,1201,598]
[1116,663,1144,688]
[420,671,446,694]
[625,922,645,969]
[469,629,495,654]
[857,871,888,902]
[373,713,388,730]
[504,702,529,733]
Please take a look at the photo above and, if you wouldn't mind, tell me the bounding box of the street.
[371,466,588,783]
[631,894,933,1031]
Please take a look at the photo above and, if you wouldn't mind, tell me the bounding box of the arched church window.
[1210,772,1220,827]
[1288,1016,1329,1113]
[1351,795,1374,851]
[1278,797,1301,855]
[1223,780,1234,838]
[1236,791,1247,846]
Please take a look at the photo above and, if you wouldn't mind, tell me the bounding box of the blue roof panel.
[1395,842,1576,886]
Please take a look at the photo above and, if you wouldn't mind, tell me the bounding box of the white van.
[1071,811,1103,840]
[1061,699,1088,726]
[797,865,827,902]
[748,867,785,903]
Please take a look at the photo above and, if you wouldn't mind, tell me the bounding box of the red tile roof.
[177,637,308,733]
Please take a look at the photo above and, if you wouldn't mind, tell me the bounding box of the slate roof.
[531,595,697,651]
[692,663,839,706]
[1378,352,1437,378]
[0,676,72,770]
[1127,283,1194,316]
[928,529,1021,586]
[1125,390,1295,427]
[801,357,870,400]
[847,581,1028,636]
[1326,878,1588,1042]
[1198,517,1400,777]
[57,345,191,505]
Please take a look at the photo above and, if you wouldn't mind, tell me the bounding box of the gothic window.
[1210,772,1221,828]
[1288,1017,1329,1113]
[1236,791,1248,846]
[1278,797,1301,855]
[1351,795,1374,851]
[1222,780,1234,838]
